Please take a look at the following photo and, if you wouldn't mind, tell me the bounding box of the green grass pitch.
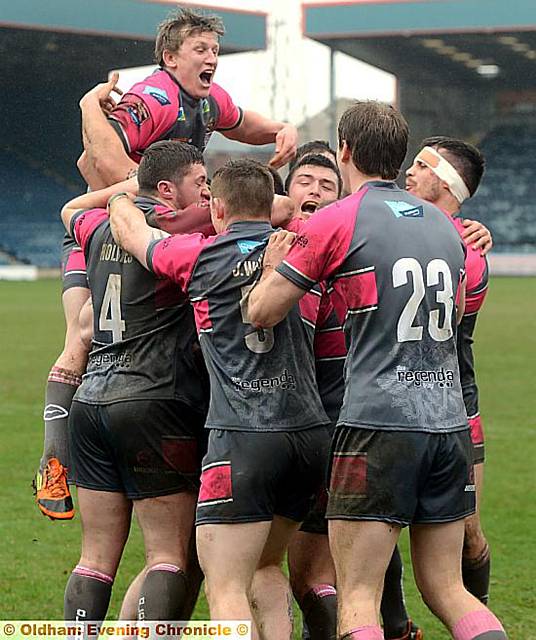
[0,277,534,638]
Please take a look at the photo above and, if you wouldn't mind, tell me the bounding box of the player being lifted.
[248,101,507,640]
[406,137,491,605]
[34,5,299,520]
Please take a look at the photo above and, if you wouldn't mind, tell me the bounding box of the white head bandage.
[415,146,470,204]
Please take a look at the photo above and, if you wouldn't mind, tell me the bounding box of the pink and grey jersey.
[314,286,346,422]
[277,180,468,433]
[108,69,243,162]
[452,215,489,421]
[69,197,207,409]
[147,220,329,432]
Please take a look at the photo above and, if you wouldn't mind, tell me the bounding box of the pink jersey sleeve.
[451,217,489,314]
[278,193,363,289]
[210,83,243,131]
[147,233,217,292]
[108,71,178,156]
[71,208,108,253]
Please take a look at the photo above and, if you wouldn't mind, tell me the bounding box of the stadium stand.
[0,149,77,267]
[464,124,536,252]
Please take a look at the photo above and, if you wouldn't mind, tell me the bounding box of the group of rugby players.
[32,6,507,640]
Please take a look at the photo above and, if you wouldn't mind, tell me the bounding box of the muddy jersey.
[147,220,329,432]
[70,197,206,408]
[452,215,489,418]
[108,69,242,162]
[278,181,468,433]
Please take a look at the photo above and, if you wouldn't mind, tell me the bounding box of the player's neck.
[348,168,384,193]
[436,195,461,217]
[224,213,271,229]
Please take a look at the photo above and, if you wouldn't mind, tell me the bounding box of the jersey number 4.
[393,258,454,343]
[99,274,126,342]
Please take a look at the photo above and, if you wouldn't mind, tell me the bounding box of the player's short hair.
[421,136,485,197]
[285,154,342,196]
[338,101,408,180]
[267,165,286,196]
[155,7,225,66]
[211,159,274,218]
[289,140,336,171]
[138,141,204,192]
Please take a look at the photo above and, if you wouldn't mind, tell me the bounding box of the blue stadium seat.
[463,125,536,252]
[0,149,78,267]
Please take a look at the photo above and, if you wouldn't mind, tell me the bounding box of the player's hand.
[271,195,296,228]
[263,230,296,272]
[80,71,123,114]
[269,124,298,169]
[461,218,493,256]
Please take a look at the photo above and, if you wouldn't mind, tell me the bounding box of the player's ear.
[156,179,174,200]
[162,49,178,69]
[211,197,225,221]
[339,140,351,165]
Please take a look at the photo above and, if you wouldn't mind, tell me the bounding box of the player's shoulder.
[209,81,233,103]
[126,69,178,108]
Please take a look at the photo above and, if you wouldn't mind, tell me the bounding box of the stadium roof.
[0,0,267,79]
[303,0,536,88]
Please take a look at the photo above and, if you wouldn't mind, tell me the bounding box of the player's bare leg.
[462,464,491,604]
[35,287,90,520]
[288,531,337,640]
[64,488,132,621]
[134,491,197,620]
[250,516,300,640]
[410,521,506,638]
[119,532,204,621]
[329,520,400,638]
[197,521,272,640]
[119,568,146,620]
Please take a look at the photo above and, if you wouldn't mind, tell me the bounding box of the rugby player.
[248,101,507,640]
[78,7,298,189]
[406,137,491,605]
[109,159,331,640]
[284,153,422,640]
[34,5,298,519]
[60,142,210,623]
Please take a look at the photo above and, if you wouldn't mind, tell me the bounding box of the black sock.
[300,584,337,640]
[473,633,507,639]
[64,566,113,622]
[40,369,81,471]
[462,544,491,604]
[381,546,410,639]
[138,565,189,620]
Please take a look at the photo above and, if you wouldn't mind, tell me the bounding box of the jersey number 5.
[240,285,275,353]
[99,273,126,342]
[393,258,454,343]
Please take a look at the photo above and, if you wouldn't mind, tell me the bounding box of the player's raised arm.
[108,194,155,269]
[60,177,138,232]
[78,75,139,187]
[223,110,298,169]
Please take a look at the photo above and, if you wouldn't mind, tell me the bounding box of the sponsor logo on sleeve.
[126,102,150,127]
[385,200,424,218]
[142,85,171,106]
